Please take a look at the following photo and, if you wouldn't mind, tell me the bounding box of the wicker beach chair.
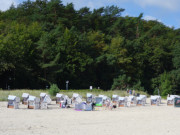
[7,95,20,109]
[22,93,29,105]
[118,97,127,107]
[28,96,40,109]
[150,96,160,106]
[136,96,145,106]
[86,93,95,103]
[112,95,119,104]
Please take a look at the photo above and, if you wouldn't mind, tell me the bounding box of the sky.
[0,0,180,29]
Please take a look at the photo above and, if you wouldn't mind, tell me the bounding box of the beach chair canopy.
[112,95,119,98]
[119,97,125,100]
[40,93,46,97]
[167,97,173,101]
[87,93,92,98]
[139,95,146,98]
[73,93,79,98]
[99,95,104,98]
[170,95,180,99]
[103,96,108,100]
[129,95,134,98]
[8,95,16,100]
[137,97,144,100]
[28,96,36,101]
[154,95,161,99]
[151,96,158,100]
[56,93,63,98]
[22,93,29,98]
[129,96,135,100]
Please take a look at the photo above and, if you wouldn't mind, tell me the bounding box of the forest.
[0,0,180,96]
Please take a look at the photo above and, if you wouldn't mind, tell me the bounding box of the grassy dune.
[0,89,148,101]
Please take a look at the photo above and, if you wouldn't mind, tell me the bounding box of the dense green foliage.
[48,84,60,96]
[0,0,180,95]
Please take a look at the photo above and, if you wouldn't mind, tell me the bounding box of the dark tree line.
[0,0,180,95]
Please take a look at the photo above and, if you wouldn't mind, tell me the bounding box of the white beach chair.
[22,93,29,105]
[102,95,111,107]
[40,93,51,105]
[40,95,51,109]
[56,93,65,104]
[118,97,127,107]
[40,93,46,102]
[65,95,72,107]
[112,95,119,104]
[72,93,82,106]
[154,95,161,103]
[139,95,147,104]
[58,95,71,108]
[150,96,160,106]
[7,95,20,109]
[167,95,180,106]
[127,96,136,106]
[86,93,95,103]
[28,96,40,109]
[136,96,145,106]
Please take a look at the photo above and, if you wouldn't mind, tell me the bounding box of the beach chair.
[98,95,111,107]
[136,96,145,106]
[22,93,29,105]
[154,95,161,103]
[112,95,119,104]
[174,97,180,107]
[59,95,71,108]
[150,96,160,106]
[167,95,180,106]
[95,96,103,107]
[86,93,95,103]
[139,95,147,103]
[56,93,65,104]
[103,95,111,107]
[64,95,72,107]
[40,93,46,102]
[28,96,40,109]
[7,95,20,109]
[72,93,82,106]
[40,95,51,109]
[40,93,51,105]
[127,96,136,106]
[118,97,127,107]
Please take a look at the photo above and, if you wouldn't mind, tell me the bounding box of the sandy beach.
[0,99,180,135]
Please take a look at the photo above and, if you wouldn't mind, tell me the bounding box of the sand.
[0,99,180,135]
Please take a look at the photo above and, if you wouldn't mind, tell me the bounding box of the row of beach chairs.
[8,93,179,110]
[7,93,51,109]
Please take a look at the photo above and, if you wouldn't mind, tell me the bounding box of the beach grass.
[0,89,148,101]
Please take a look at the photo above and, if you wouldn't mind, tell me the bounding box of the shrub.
[132,80,144,91]
[111,74,131,90]
[48,84,60,96]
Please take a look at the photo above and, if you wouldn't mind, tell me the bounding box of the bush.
[111,74,131,90]
[132,80,144,91]
[48,84,60,96]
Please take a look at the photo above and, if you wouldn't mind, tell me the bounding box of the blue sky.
[1,0,180,29]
